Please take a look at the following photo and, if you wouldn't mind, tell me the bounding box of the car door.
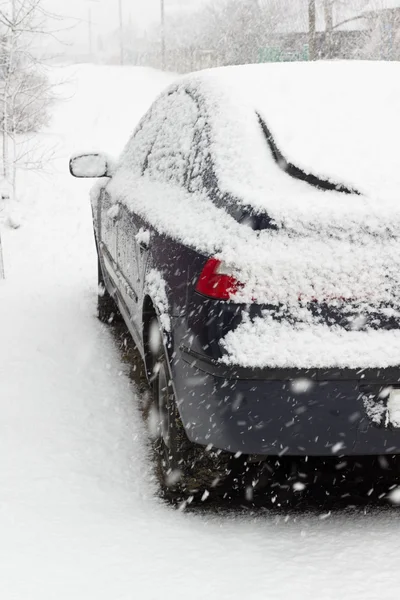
[99,186,120,289]
[111,103,163,337]
[131,90,200,308]
[116,205,140,331]
[110,89,199,338]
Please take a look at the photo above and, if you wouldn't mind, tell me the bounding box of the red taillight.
[195,258,243,300]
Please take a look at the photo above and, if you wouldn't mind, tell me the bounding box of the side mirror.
[69,153,114,178]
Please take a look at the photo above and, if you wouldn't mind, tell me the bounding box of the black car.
[70,63,400,499]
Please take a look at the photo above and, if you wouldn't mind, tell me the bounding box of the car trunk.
[185,216,400,371]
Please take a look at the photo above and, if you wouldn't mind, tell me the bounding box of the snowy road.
[1,65,400,600]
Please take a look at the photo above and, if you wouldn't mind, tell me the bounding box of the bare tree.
[0,0,55,198]
[320,1,378,58]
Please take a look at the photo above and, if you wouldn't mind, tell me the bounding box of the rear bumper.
[172,344,400,457]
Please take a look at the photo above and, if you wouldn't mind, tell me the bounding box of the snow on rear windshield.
[186,61,400,212]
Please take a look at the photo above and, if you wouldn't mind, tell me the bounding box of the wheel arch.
[142,294,172,380]
[142,294,156,379]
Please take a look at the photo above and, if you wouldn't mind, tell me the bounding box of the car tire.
[150,317,232,501]
[97,255,122,324]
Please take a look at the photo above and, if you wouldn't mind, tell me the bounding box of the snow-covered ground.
[1,64,400,600]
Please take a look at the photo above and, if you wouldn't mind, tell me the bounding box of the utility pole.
[119,0,124,65]
[161,0,166,70]
[308,0,317,61]
[87,0,100,62]
[88,5,93,57]
[324,0,333,58]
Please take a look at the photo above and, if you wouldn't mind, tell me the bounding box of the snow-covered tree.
[0,0,54,196]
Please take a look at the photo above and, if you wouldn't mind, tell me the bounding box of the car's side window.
[145,90,199,187]
[187,124,204,193]
[187,117,213,194]
[118,103,163,176]
[187,114,222,206]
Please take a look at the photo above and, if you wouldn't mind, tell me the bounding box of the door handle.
[107,204,121,224]
[136,229,150,252]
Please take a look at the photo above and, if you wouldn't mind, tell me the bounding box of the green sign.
[258,45,309,63]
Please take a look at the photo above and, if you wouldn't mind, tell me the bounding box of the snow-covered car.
[71,61,400,497]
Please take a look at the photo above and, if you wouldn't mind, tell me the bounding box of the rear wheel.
[149,317,232,501]
[97,256,122,324]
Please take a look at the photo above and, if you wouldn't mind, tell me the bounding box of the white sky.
[41,0,206,57]
[46,0,205,37]
[44,0,400,35]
